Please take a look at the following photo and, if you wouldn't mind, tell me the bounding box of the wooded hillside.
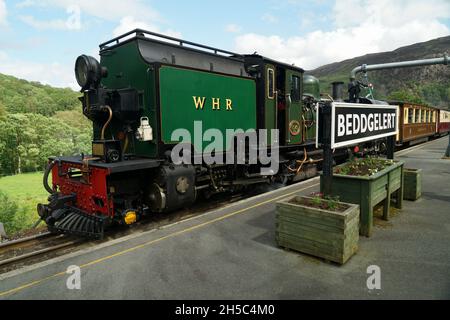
[0,73,91,176]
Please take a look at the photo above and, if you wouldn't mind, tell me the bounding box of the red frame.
[51,161,114,217]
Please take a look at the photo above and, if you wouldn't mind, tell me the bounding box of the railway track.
[0,232,85,273]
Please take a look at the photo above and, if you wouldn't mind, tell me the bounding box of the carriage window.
[428,110,431,123]
[291,75,301,102]
[404,108,409,124]
[422,110,426,123]
[414,109,420,123]
[407,108,413,124]
[267,68,275,99]
[433,111,436,123]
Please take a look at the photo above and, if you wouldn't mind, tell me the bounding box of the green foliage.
[324,196,340,211]
[0,173,48,234]
[388,89,426,105]
[336,157,395,176]
[308,193,342,211]
[0,191,18,233]
[311,195,322,207]
[420,83,450,107]
[53,109,91,130]
[0,113,92,175]
[0,101,6,120]
[0,73,80,116]
[0,73,92,176]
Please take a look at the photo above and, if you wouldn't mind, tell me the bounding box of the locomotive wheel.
[147,183,166,212]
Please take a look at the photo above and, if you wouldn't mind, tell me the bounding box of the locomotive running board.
[52,207,105,240]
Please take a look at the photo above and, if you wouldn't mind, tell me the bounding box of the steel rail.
[0,232,53,249]
[0,240,83,267]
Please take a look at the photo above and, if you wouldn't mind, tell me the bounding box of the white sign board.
[319,102,399,149]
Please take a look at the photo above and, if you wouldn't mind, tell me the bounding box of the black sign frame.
[317,102,399,149]
[331,102,400,149]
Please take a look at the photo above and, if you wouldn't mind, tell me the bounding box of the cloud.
[0,52,78,90]
[225,24,242,33]
[333,0,450,28]
[0,50,8,60]
[234,0,450,70]
[112,16,181,39]
[20,11,81,31]
[17,1,180,38]
[16,0,161,23]
[4,2,181,89]
[0,37,48,51]
[261,13,278,24]
[0,0,7,26]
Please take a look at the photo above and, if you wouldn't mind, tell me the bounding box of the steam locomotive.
[36,29,449,239]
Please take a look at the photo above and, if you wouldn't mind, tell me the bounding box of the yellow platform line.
[0,183,319,298]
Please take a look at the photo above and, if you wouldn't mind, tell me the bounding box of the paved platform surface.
[1,137,449,299]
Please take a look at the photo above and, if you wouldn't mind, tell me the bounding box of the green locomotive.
[37,29,325,238]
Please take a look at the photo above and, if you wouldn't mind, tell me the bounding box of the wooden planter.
[320,160,404,237]
[403,168,422,201]
[275,196,359,265]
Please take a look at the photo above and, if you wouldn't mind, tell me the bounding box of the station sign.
[317,102,399,149]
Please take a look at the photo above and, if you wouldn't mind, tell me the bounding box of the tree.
[0,113,91,175]
[388,90,426,105]
[0,101,6,120]
[0,191,19,234]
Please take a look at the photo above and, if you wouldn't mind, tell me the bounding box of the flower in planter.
[336,157,396,177]
[309,192,324,198]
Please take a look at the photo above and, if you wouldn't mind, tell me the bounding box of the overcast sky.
[0,0,449,90]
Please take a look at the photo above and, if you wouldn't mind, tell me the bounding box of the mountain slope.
[0,73,80,116]
[309,36,450,108]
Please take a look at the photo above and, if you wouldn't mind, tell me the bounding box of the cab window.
[291,75,301,102]
[267,68,275,99]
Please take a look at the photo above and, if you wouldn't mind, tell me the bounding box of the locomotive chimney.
[332,82,344,101]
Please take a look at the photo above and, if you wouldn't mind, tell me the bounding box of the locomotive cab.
[243,55,316,147]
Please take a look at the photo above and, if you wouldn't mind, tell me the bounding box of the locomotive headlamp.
[74,55,107,90]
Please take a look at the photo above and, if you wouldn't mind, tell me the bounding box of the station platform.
[1,137,449,299]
